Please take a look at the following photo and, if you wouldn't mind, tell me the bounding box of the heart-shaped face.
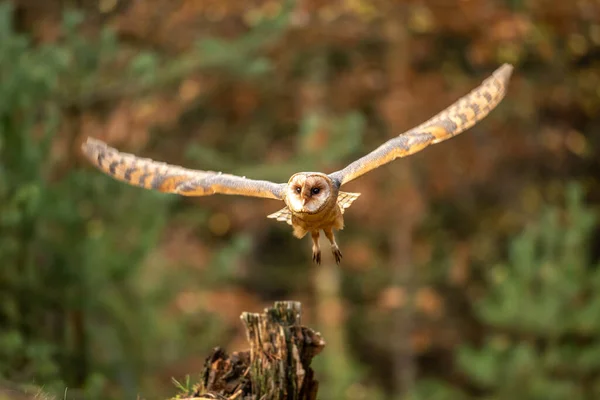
[285,173,333,214]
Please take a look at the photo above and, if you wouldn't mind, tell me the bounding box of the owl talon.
[332,248,343,264]
[312,251,322,265]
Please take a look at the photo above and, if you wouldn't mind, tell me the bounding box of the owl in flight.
[82,64,513,264]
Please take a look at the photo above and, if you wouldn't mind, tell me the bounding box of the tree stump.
[182,301,325,400]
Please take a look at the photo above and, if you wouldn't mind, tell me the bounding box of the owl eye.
[295,187,301,194]
[311,187,320,195]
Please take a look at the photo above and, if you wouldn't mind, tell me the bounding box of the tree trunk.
[182,301,325,400]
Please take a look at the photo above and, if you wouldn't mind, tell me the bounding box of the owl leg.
[311,231,321,265]
[324,228,342,265]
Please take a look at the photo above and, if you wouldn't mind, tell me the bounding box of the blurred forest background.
[1,0,600,399]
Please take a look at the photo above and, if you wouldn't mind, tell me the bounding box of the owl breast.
[291,202,343,229]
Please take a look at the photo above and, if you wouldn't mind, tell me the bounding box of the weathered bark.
[183,301,325,400]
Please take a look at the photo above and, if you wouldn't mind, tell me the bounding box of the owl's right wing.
[328,63,513,187]
[82,138,286,200]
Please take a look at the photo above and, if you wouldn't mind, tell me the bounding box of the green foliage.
[475,185,599,336]
[0,0,304,395]
[298,111,366,164]
[412,183,600,399]
[0,4,263,399]
[55,1,295,109]
[194,0,294,77]
[0,5,170,398]
[170,375,194,398]
[409,379,468,400]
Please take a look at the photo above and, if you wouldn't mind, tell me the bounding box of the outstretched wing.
[82,138,286,200]
[328,63,513,186]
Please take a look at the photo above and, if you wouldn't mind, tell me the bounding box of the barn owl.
[82,64,513,264]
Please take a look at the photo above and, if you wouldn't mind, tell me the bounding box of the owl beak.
[301,198,309,207]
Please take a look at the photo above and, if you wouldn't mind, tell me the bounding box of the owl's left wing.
[328,63,513,187]
[82,138,286,200]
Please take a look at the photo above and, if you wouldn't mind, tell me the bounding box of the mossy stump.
[186,301,325,400]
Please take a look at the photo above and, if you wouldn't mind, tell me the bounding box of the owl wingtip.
[495,63,514,82]
[81,137,107,154]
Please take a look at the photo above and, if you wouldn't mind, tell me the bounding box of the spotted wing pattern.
[328,63,513,186]
[82,138,286,200]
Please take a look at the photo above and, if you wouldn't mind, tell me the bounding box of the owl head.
[285,172,335,214]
